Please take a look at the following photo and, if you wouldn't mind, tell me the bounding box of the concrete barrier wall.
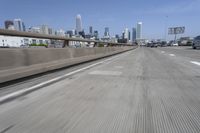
[0,46,135,83]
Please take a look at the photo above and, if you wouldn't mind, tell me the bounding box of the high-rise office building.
[56,29,65,37]
[122,28,131,42]
[115,34,120,39]
[76,14,83,35]
[14,19,26,31]
[48,28,55,35]
[28,26,41,33]
[66,30,74,37]
[94,30,99,39]
[132,28,136,41]
[4,20,14,29]
[89,26,93,35]
[104,27,110,37]
[40,25,49,34]
[124,28,129,40]
[79,30,85,38]
[136,22,142,39]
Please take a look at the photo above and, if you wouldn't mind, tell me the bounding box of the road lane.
[158,46,200,61]
[0,47,200,133]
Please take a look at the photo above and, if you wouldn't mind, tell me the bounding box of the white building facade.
[0,35,50,47]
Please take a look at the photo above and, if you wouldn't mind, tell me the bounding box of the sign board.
[168,27,185,35]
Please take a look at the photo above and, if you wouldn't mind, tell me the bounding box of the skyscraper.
[40,25,49,34]
[4,20,14,29]
[94,30,99,39]
[48,28,55,35]
[89,26,93,35]
[132,28,136,41]
[76,14,83,35]
[56,29,65,37]
[66,30,74,37]
[14,19,26,31]
[124,28,129,40]
[115,34,120,39]
[136,22,142,40]
[104,27,110,37]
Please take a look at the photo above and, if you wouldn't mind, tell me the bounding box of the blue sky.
[0,0,200,40]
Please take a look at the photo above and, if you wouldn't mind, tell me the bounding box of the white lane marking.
[169,54,175,57]
[161,51,165,54]
[0,54,124,103]
[190,61,200,66]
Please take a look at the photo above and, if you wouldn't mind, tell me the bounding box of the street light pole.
[164,15,168,41]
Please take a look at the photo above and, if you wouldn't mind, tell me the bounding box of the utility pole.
[164,15,168,41]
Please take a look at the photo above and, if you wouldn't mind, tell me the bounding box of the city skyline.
[0,0,200,39]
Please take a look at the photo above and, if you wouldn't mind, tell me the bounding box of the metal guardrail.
[0,29,132,46]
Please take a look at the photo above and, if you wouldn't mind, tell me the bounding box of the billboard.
[168,27,185,35]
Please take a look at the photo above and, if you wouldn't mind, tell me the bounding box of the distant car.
[161,41,167,47]
[140,43,146,47]
[193,36,200,49]
[157,41,162,47]
[151,42,158,48]
[147,42,152,47]
[187,40,193,46]
[172,43,178,46]
[168,40,174,46]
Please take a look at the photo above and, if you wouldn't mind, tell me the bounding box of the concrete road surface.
[0,47,200,133]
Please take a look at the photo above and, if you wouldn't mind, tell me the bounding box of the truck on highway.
[192,36,200,49]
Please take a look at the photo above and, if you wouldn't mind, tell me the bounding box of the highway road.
[0,46,200,133]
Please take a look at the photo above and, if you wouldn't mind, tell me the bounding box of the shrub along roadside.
[30,44,48,47]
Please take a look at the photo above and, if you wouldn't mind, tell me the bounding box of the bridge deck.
[0,47,200,133]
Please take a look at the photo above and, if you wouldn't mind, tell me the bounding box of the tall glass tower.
[132,28,136,41]
[136,22,142,40]
[124,28,129,40]
[89,26,93,35]
[14,19,26,31]
[104,27,110,37]
[76,14,83,35]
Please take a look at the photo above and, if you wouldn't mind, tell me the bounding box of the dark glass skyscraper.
[94,30,99,39]
[104,27,110,37]
[4,20,14,29]
[89,26,93,35]
[132,28,136,41]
